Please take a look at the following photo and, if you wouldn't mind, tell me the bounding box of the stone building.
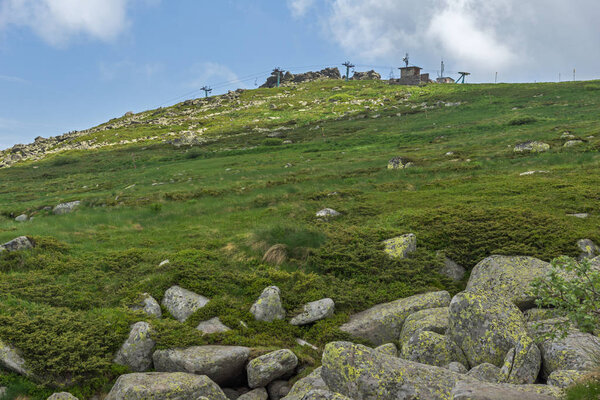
[390,66,432,86]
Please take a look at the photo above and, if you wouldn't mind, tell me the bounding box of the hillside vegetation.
[1,79,599,398]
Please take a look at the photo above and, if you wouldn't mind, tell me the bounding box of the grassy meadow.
[0,79,599,398]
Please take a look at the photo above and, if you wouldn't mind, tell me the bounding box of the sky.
[0,0,599,149]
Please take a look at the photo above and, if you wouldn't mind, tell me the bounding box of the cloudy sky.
[0,0,598,149]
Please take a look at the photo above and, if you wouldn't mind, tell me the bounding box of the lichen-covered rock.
[196,317,231,334]
[382,234,416,259]
[498,342,541,384]
[446,361,468,374]
[0,236,34,252]
[466,255,551,309]
[130,293,162,318]
[162,285,209,322]
[467,363,501,383]
[282,367,328,400]
[114,322,156,372]
[104,372,228,400]
[339,291,451,345]
[52,201,81,215]
[514,141,550,153]
[0,340,30,376]
[301,390,353,400]
[447,290,533,368]
[315,209,340,218]
[400,331,468,367]
[577,238,599,259]
[440,256,466,281]
[387,156,414,169]
[238,388,268,400]
[528,319,600,377]
[47,393,78,400]
[267,380,291,400]
[399,307,449,347]
[153,345,250,385]
[451,380,562,400]
[524,308,562,322]
[374,343,397,357]
[247,349,298,388]
[250,286,286,322]
[547,370,586,388]
[290,298,335,326]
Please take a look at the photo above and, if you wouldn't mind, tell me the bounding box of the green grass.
[1,79,600,397]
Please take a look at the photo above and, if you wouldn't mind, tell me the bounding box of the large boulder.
[153,345,250,385]
[104,372,227,400]
[130,293,162,318]
[467,255,551,310]
[162,285,209,322]
[52,201,81,215]
[398,307,449,347]
[351,70,381,81]
[0,340,30,376]
[114,322,156,372]
[282,367,328,400]
[250,286,286,322]
[382,234,416,259]
[400,331,468,367]
[498,342,541,384]
[546,370,586,388]
[467,363,501,383]
[447,291,533,368]
[451,380,561,400]
[529,319,600,377]
[374,343,397,357]
[0,236,34,252]
[290,298,335,326]
[247,349,298,388]
[321,341,560,400]
[339,291,451,345]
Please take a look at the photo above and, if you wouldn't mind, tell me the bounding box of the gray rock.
[47,393,79,400]
[282,367,328,400]
[0,340,30,376]
[114,322,155,372]
[451,380,562,400]
[162,285,209,322]
[52,201,81,215]
[577,238,599,259]
[564,140,584,147]
[514,141,550,153]
[247,349,298,388]
[15,214,28,222]
[467,255,551,310]
[399,307,449,348]
[315,208,340,218]
[153,345,251,385]
[400,331,468,367]
[467,363,501,383]
[268,380,291,400]
[440,257,466,281]
[238,388,268,400]
[340,291,451,345]
[196,317,231,334]
[0,236,34,252]
[104,372,228,400]
[130,293,162,318]
[222,388,241,399]
[447,361,468,374]
[300,390,353,400]
[567,213,589,219]
[250,286,286,322]
[547,369,586,388]
[382,234,416,259]
[498,343,541,384]
[374,343,397,357]
[447,290,534,368]
[290,298,335,326]
[387,156,414,169]
[351,70,381,80]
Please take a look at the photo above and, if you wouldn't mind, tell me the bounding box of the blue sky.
[0,0,599,149]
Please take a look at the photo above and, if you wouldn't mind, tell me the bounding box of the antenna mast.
[403,53,410,68]
[440,60,445,78]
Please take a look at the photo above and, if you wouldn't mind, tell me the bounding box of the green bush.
[508,116,538,126]
[262,138,283,146]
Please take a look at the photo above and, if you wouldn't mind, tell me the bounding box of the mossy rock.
[399,307,449,348]
[400,331,468,367]
[382,234,416,259]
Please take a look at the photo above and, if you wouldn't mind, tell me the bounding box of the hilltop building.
[390,66,432,86]
[437,76,455,84]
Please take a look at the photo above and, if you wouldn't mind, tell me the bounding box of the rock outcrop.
[351,70,381,80]
[260,69,341,88]
[52,201,81,215]
[514,141,550,153]
[387,156,414,169]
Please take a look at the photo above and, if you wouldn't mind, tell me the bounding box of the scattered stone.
[560,132,575,139]
[295,338,318,351]
[162,285,209,322]
[399,307,449,347]
[282,367,328,400]
[382,233,416,259]
[158,259,170,267]
[387,156,414,169]
[467,363,501,383]
[0,236,34,252]
[447,361,468,374]
[514,141,550,153]
[267,380,291,400]
[339,290,451,345]
[52,201,81,215]
[466,255,551,310]
[564,140,584,147]
[283,140,293,144]
[520,170,549,176]
[104,372,228,400]
[15,214,28,222]
[153,345,250,385]
[400,330,468,367]
[290,298,335,326]
[130,293,162,318]
[567,213,589,219]
[547,370,586,388]
[577,238,599,259]
[47,393,79,400]
[196,317,231,335]
[250,286,286,322]
[114,322,155,372]
[374,343,398,357]
[315,208,340,218]
[247,349,298,388]
[238,387,268,400]
[0,339,31,376]
[439,256,466,281]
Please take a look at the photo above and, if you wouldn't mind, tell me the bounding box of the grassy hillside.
[1,79,599,398]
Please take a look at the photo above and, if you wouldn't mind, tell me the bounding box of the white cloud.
[0,0,156,46]
[0,74,28,84]
[288,0,316,18]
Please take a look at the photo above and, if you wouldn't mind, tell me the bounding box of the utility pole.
[559,73,561,82]
[440,60,445,78]
[342,61,355,81]
[200,86,212,98]
[273,68,284,88]
[495,72,498,84]
[573,68,576,82]
[457,72,471,84]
